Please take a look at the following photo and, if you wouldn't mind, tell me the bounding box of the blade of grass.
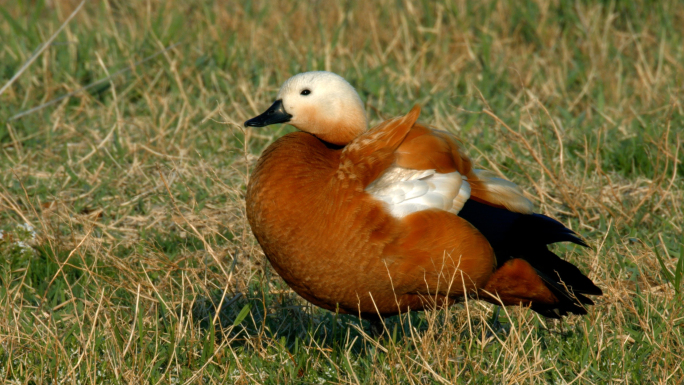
[8,41,184,121]
[0,0,85,98]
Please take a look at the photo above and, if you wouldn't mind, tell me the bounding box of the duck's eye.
[300,89,311,96]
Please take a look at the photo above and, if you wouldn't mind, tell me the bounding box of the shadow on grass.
[188,282,534,355]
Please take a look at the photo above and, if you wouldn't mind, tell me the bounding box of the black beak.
[244,99,292,127]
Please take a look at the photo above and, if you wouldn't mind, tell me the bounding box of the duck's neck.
[314,123,365,145]
[304,108,368,146]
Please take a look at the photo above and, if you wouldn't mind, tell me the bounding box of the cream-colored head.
[245,71,368,145]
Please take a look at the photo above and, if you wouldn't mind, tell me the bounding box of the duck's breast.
[246,132,402,310]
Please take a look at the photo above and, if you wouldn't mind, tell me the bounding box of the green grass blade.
[0,5,28,36]
[232,303,252,327]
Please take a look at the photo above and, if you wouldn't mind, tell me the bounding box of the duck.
[244,71,601,328]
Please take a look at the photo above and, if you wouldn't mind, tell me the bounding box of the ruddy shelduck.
[244,71,601,327]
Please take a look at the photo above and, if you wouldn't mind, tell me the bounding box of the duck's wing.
[339,104,422,186]
[365,166,471,218]
[395,124,534,214]
[342,105,532,217]
[468,169,534,214]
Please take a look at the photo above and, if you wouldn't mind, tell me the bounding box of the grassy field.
[1,0,683,383]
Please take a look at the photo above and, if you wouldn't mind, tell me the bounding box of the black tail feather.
[459,200,602,318]
[528,248,602,296]
[531,264,598,318]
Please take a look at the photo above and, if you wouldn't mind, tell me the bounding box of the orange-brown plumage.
[247,106,495,316]
[245,71,601,321]
[480,259,559,305]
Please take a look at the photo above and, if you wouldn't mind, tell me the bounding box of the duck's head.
[245,71,368,145]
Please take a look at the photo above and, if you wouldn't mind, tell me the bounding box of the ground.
[0,0,683,383]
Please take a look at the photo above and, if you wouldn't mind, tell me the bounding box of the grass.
[1,0,683,383]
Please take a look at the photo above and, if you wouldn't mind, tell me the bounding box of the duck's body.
[247,121,495,316]
[245,72,601,319]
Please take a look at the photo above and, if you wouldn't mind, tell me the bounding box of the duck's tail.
[458,200,602,318]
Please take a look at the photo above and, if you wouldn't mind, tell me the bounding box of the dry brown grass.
[1,0,683,383]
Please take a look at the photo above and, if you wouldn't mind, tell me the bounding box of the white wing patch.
[366,166,471,218]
